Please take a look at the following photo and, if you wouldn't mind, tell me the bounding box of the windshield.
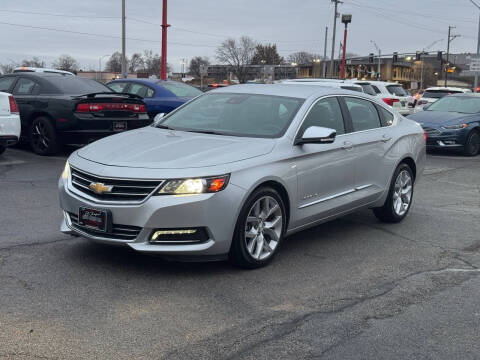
[426,96,480,114]
[161,81,203,97]
[423,90,462,99]
[159,93,304,138]
[355,83,377,96]
[47,76,111,94]
[387,85,408,96]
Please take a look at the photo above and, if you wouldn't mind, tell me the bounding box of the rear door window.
[377,106,394,126]
[0,77,16,92]
[128,83,154,98]
[344,97,382,132]
[386,85,408,96]
[13,78,38,95]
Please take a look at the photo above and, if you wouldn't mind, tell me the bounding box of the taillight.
[382,98,400,106]
[8,96,19,114]
[424,130,427,142]
[76,103,146,113]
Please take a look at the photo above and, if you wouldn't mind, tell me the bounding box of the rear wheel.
[29,117,61,155]
[373,163,414,223]
[0,145,5,155]
[229,187,286,269]
[463,130,480,156]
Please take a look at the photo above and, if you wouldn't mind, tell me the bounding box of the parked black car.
[0,73,150,155]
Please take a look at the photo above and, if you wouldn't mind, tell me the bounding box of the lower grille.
[68,212,142,240]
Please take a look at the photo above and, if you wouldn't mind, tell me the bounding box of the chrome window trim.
[67,165,165,206]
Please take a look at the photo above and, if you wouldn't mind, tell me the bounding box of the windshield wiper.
[182,129,224,135]
[155,124,176,130]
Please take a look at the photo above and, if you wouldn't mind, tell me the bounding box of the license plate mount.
[78,207,111,232]
[113,121,127,132]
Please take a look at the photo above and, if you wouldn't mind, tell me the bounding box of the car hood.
[77,126,276,169]
[408,111,476,127]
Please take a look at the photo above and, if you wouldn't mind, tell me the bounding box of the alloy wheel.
[244,196,283,260]
[392,170,412,216]
[31,121,50,151]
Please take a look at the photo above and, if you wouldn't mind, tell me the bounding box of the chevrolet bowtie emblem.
[89,182,113,195]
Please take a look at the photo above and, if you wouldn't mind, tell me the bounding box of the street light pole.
[323,26,328,78]
[370,40,381,80]
[161,0,170,80]
[469,0,480,91]
[445,26,455,87]
[340,14,352,79]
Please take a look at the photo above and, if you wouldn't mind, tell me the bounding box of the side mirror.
[295,126,336,145]
[153,112,166,125]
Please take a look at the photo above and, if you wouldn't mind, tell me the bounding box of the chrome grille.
[70,167,163,203]
[67,212,141,240]
[422,126,441,137]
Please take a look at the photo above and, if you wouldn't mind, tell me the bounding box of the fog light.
[150,228,209,244]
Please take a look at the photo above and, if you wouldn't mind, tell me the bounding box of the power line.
[0,9,118,19]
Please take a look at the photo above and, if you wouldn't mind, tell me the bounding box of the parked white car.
[0,91,21,155]
[279,79,364,93]
[414,87,472,112]
[368,81,412,116]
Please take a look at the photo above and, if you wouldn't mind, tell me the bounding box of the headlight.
[61,161,70,180]
[442,124,467,130]
[157,175,230,195]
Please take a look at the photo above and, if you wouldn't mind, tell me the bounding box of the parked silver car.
[59,85,426,268]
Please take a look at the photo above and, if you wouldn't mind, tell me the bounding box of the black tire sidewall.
[230,187,287,268]
[464,131,480,156]
[29,117,59,155]
[0,145,5,155]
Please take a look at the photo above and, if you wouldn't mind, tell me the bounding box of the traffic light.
[369,53,374,63]
[437,51,443,61]
[416,51,421,61]
[393,52,398,62]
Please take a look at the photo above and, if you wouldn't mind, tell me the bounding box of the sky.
[0,0,478,72]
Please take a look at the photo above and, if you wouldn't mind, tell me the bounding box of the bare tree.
[129,53,144,73]
[216,36,257,83]
[251,44,284,65]
[0,61,17,74]
[52,54,79,73]
[287,51,321,65]
[105,52,125,73]
[21,57,46,68]
[189,56,210,78]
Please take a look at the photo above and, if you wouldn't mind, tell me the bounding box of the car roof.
[109,78,181,86]
[425,86,470,92]
[210,84,366,99]
[1,72,73,79]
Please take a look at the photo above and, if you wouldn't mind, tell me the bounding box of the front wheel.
[373,163,414,223]
[229,187,286,269]
[463,130,480,156]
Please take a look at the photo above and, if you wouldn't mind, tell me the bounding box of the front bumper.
[58,174,246,258]
[424,129,467,150]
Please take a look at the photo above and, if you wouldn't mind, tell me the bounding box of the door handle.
[342,141,354,150]
[381,134,392,142]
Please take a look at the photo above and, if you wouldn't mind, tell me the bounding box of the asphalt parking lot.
[1,147,479,360]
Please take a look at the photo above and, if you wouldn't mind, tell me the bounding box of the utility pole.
[323,26,328,78]
[370,40,381,80]
[445,26,453,87]
[330,0,342,78]
[121,0,126,78]
[469,0,480,91]
[161,0,170,80]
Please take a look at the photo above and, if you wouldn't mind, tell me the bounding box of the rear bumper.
[0,114,21,145]
[58,125,151,145]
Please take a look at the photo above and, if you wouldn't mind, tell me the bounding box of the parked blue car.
[409,93,480,156]
[106,79,203,119]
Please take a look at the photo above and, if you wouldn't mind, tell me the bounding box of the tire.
[373,163,414,223]
[463,130,480,156]
[0,145,5,155]
[29,117,61,155]
[229,187,287,269]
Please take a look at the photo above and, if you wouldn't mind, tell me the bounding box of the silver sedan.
[58,84,426,268]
